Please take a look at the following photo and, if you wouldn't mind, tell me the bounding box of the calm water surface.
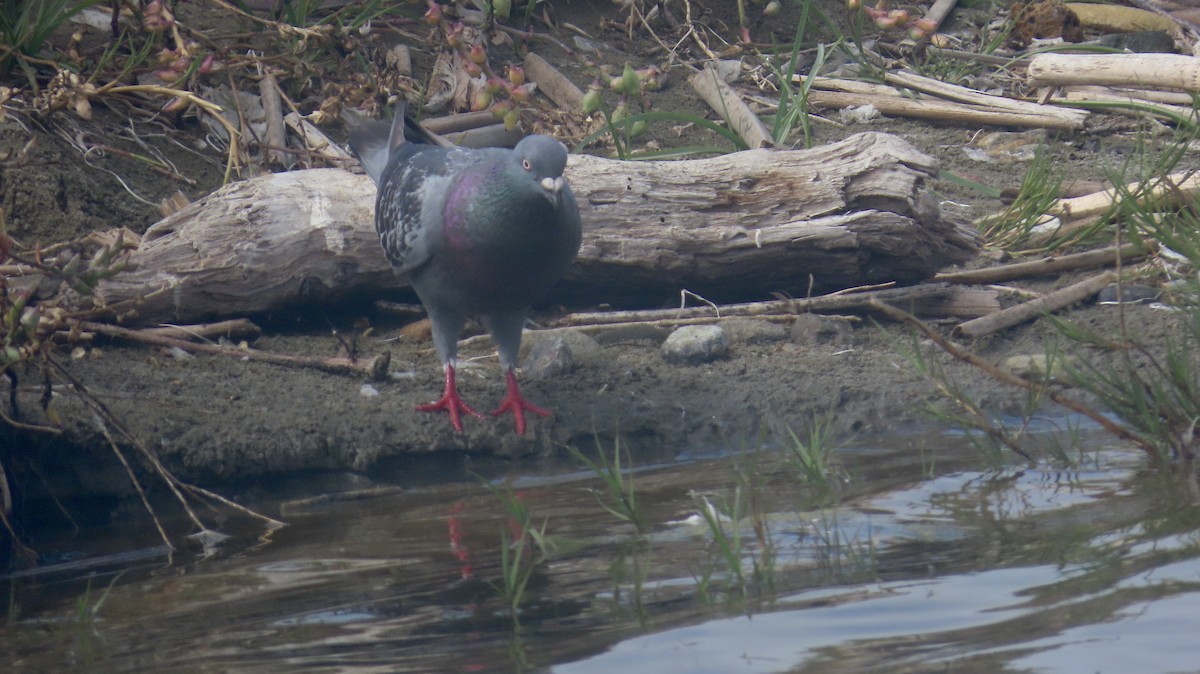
[5,423,1200,673]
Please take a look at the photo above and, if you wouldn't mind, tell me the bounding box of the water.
[4,425,1200,673]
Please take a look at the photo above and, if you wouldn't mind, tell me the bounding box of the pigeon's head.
[509,135,570,208]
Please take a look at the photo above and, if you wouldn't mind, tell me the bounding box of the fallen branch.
[139,318,263,342]
[934,243,1149,285]
[259,73,288,168]
[953,270,1116,339]
[546,284,955,328]
[283,112,355,165]
[420,111,497,135]
[803,90,1087,130]
[1027,53,1200,91]
[77,321,390,380]
[1051,171,1200,221]
[882,71,1088,126]
[689,63,773,148]
[524,52,585,111]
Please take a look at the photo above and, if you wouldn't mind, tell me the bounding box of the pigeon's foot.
[417,365,484,432]
[490,368,551,435]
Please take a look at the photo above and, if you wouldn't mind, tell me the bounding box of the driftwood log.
[96,132,978,325]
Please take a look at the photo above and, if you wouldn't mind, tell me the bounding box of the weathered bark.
[95,131,978,325]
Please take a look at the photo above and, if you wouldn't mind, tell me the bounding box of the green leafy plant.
[576,62,746,159]
[0,0,108,79]
[782,415,840,484]
[694,487,748,599]
[568,435,646,535]
[810,508,878,583]
[763,0,830,148]
[977,144,1063,250]
[486,482,548,623]
[732,442,779,591]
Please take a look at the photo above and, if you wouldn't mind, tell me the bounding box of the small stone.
[522,328,599,360]
[360,383,381,397]
[791,314,851,346]
[522,335,573,379]
[1097,283,1160,305]
[593,324,670,345]
[661,324,729,365]
[721,318,788,345]
[1003,354,1073,384]
[399,318,433,342]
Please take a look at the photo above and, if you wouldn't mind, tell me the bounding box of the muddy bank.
[8,292,1165,503]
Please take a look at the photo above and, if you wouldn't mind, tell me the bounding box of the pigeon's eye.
[522,159,532,171]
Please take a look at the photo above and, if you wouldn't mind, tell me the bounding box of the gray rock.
[521,335,573,379]
[522,328,600,360]
[661,325,729,364]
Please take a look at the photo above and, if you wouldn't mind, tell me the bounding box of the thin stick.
[803,90,1086,130]
[77,321,390,380]
[545,284,950,328]
[180,483,285,528]
[953,271,1116,339]
[933,243,1148,285]
[138,318,262,342]
[871,300,1155,452]
[258,72,288,167]
[48,357,284,534]
[94,413,176,549]
[883,70,1087,124]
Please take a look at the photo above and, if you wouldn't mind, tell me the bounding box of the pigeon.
[348,108,582,435]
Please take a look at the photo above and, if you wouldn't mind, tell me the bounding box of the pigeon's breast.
[435,175,578,314]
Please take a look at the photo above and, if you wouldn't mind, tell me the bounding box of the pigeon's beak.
[540,176,565,207]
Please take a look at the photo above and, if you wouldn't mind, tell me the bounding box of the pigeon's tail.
[346,106,407,186]
[346,104,448,185]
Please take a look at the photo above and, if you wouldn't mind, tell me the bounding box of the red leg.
[490,368,551,435]
[416,365,484,432]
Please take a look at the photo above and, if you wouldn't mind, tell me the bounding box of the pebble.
[360,384,380,397]
[661,324,729,364]
[721,318,788,345]
[523,328,600,359]
[1098,283,1160,305]
[790,314,852,346]
[1002,354,1074,384]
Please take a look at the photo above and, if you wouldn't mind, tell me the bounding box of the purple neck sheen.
[441,168,491,250]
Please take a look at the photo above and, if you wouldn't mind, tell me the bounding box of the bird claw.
[417,394,484,433]
[490,368,551,435]
[417,365,484,432]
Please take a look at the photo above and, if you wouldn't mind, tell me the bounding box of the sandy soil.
[0,0,1193,506]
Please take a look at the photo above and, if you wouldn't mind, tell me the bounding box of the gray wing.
[375,143,504,275]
